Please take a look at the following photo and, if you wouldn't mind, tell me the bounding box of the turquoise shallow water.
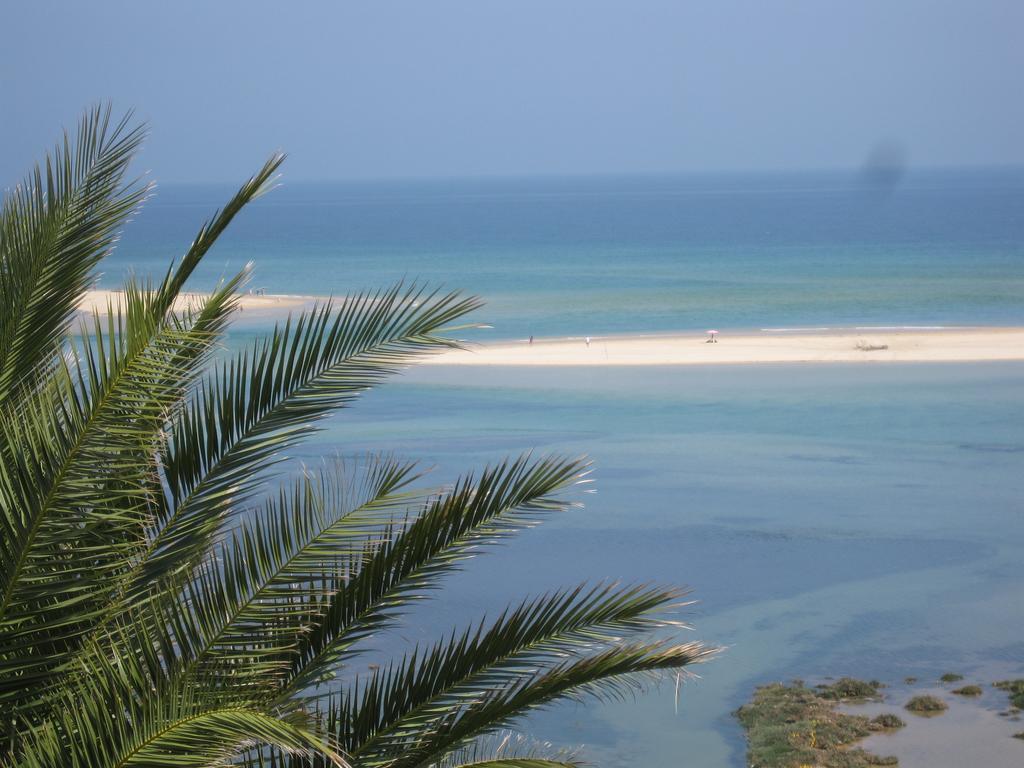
[106,171,1024,765]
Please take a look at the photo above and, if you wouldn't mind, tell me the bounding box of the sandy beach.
[78,290,318,317]
[427,328,1024,366]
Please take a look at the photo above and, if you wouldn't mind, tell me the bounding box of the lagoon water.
[331,362,1024,766]
[110,170,1024,765]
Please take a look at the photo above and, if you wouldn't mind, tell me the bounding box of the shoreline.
[426,327,1024,367]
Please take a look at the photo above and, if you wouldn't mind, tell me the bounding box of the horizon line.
[146,162,1024,188]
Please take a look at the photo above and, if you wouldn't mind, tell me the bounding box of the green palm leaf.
[0,146,284,642]
[383,641,714,768]
[133,286,482,599]
[178,457,424,690]
[334,582,691,761]
[0,105,147,406]
[285,455,588,696]
[0,276,243,699]
[17,672,346,768]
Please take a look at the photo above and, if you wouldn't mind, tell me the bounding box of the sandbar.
[426,328,1024,366]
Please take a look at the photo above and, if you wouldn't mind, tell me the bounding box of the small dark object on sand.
[855,339,888,351]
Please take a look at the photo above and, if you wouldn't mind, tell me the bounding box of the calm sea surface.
[106,169,1024,338]
[110,170,1023,766]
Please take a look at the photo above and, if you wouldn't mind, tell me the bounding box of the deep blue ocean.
[108,170,1023,766]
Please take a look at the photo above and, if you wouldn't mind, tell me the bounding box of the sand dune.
[426,328,1024,366]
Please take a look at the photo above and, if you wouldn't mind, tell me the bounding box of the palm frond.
[331,582,685,762]
[0,140,281,718]
[13,618,346,768]
[0,275,240,605]
[149,152,283,317]
[0,105,148,406]
[384,640,715,768]
[175,457,424,691]
[132,286,481,598]
[18,692,343,768]
[285,455,589,696]
[0,275,243,712]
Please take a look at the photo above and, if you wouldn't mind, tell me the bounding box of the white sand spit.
[426,328,1024,367]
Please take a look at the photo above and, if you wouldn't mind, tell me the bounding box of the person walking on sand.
[529,335,533,345]
[585,336,591,348]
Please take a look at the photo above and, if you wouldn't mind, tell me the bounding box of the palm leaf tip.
[430,732,584,768]
[325,580,701,761]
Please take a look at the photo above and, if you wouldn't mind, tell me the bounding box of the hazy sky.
[2,1,1022,183]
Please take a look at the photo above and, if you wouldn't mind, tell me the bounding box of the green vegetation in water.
[994,680,1024,709]
[939,673,964,683]
[817,677,884,701]
[869,713,906,730]
[905,695,948,715]
[735,682,899,767]
[1013,732,1024,740]
[951,685,983,697]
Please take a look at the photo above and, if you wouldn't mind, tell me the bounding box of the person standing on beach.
[585,336,591,348]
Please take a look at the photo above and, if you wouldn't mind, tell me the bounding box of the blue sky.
[2,1,1022,183]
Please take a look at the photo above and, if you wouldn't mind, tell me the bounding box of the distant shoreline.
[77,289,318,317]
[425,327,1024,366]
